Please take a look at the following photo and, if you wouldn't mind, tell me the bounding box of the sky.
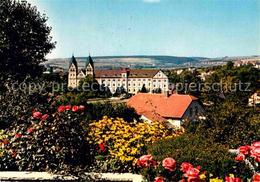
[27,0,260,58]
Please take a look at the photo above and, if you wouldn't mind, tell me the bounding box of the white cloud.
[143,0,161,3]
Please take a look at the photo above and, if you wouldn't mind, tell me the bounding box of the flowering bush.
[147,134,251,178]
[234,141,260,174]
[0,104,93,174]
[137,154,248,182]
[86,117,183,172]
[137,155,206,182]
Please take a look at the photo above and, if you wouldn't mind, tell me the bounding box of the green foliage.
[77,75,111,98]
[0,0,55,80]
[87,102,140,122]
[0,77,53,129]
[152,88,162,93]
[1,106,93,174]
[167,70,181,83]
[148,134,251,178]
[202,64,260,104]
[189,101,260,148]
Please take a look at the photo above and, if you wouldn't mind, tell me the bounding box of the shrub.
[189,101,260,148]
[86,117,183,173]
[87,102,140,122]
[0,104,93,174]
[147,134,251,179]
[0,78,55,129]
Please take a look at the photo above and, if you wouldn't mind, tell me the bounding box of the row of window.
[103,83,167,88]
[101,78,167,82]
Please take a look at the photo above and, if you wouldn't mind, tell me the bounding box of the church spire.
[69,54,78,72]
[88,53,94,67]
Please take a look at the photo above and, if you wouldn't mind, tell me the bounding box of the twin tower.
[68,55,94,88]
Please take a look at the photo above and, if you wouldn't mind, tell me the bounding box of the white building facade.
[68,56,170,94]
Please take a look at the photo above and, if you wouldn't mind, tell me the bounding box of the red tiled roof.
[94,69,160,78]
[127,93,198,121]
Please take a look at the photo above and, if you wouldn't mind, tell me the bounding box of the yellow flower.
[210,178,223,182]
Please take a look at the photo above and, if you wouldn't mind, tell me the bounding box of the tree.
[140,84,148,93]
[0,0,55,80]
[189,101,260,148]
[226,61,234,70]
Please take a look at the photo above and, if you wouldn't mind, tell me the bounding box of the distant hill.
[44,55,260,70]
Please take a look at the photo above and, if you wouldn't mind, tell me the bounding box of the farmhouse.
[127,93,204,126]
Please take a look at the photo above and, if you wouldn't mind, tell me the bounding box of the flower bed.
[137,140,260,182]
[86,117,183,172]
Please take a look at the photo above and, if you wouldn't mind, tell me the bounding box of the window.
[153,80,156,82]
[128,84,131,86]
[143,79,146,81]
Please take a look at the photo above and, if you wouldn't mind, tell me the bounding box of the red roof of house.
[127,93,198,121]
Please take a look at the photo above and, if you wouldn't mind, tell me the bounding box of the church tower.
[68,55,78,88]
[86,54,94,76]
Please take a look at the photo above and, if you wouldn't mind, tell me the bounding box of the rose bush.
[234,141,260,174]
[0,103,93,175]
[137,154,249,182]
[147,134,251,179]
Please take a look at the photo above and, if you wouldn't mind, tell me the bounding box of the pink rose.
[41,114,49,121]
[27,127,34,134]
[65,105,71,110]
[225,176,242,182]
[162,157,176,172]
[255,156,260,163]
[79,105,85,111]
[137,154,156,168]
[235,153,245,162]
[57,105,66,112]
[251,147,260,158]
[186,167,200,179]
[180,162,193,173]
[252,141,260,148]
[154,176,165,182]
[15,133,22,138]
[252,173,260,182]
[72,105,79,112]
[238,145,251,155]
[32,111,42,119]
